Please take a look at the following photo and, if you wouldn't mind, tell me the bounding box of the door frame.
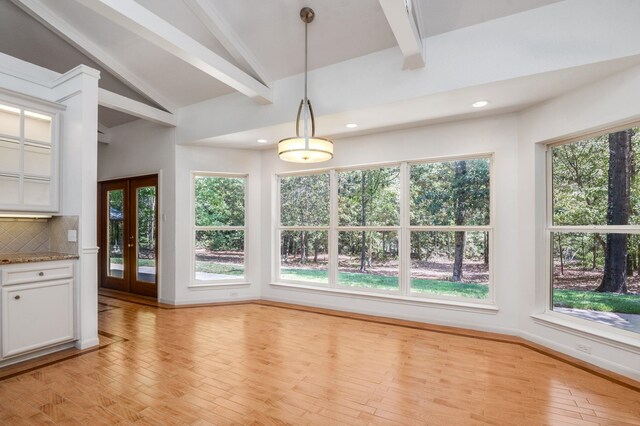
[98,172,161,300]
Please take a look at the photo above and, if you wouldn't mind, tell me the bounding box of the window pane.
[0,105,20,138]
[0,138,19,174]
[338,167,400,226]
[194,176,245,227]
[552,128,640,225]
[410,159,490,226]
[338,231,399,290]
[24,112,52,143]
[280,230,329,283]
[551,232,640,334]
[410,231,489,299]
[195,230,244,281]
[280,173,329,226]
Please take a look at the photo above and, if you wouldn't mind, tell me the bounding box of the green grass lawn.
[281,268,490,299]
[553,289,640,314]
[196,262,244,276]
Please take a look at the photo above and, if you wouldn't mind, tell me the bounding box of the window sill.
[188,281,251,290]
[270,282,498,314]
[531,312,640,354]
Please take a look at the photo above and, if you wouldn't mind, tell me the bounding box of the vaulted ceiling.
[0,0,563,128]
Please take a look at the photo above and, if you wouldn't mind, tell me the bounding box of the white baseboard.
[519,330,640,381]
[75,337,99,350]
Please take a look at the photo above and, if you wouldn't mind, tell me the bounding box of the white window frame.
[191,171,248,286]
[543,132,640,345]
[273,153,495,307]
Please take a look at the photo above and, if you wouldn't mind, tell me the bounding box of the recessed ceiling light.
[257,139,268,143]
[345,123,358,128]
[472,101,489,108]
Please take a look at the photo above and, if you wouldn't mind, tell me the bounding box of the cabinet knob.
[38,272,44,276]
[14,295,20,300]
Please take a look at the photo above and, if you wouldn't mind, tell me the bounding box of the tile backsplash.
[0,216,79,254]
[50,216,79,254]
[0,219,50,253]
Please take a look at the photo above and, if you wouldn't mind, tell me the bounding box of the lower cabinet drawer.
[2,279,74,358]
[1,262,73,286]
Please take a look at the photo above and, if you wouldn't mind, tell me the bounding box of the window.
[276,156,493,304]
[193,173,246,283]
[549,127,640,335]
[279,173,330,283]
[409,159,491,299]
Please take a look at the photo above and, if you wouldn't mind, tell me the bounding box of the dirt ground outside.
[554,266,640,294]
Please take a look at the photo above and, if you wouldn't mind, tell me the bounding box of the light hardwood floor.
[0,297,639,425]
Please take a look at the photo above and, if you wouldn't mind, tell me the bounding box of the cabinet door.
[2,279,74,358]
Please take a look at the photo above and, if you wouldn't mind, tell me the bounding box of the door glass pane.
[0,138,20,174]
[107,189,124,278]
[136,186,156,283]
[24,111,52,143]
[0,105,20,138]
[24,143,51,177]
[0,175,19,205]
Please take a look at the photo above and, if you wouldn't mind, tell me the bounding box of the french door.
[98,175,158,297]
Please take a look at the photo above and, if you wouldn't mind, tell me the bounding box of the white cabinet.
[1,261,74,359]
[0,89,64,212]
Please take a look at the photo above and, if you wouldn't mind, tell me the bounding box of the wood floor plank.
[0,295,638,425]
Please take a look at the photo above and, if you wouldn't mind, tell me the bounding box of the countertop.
[0,252,79,265]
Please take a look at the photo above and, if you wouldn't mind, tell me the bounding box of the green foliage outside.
[551,129,640,316]
[554,290,640,314]
[194,176,245,252]
[195,261,244,276]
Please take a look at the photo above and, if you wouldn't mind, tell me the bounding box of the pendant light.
[278,7,333,163]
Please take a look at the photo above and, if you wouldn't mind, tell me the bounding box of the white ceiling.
[0,0,564,128]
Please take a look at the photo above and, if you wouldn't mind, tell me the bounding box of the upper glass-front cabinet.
[0,93,62,212]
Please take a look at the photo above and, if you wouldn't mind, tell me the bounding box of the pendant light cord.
[303,19,309,145]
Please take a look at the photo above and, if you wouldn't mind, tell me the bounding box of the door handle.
[128,243,134,248]
[14,295,20,300]
[38,272,44,276]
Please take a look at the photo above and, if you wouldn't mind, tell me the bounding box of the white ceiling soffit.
[193,57,640,149]
[73,0,272,104]
[11,0,176,113]
[379,0,425,70]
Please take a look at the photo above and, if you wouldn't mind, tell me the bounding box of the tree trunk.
[592,236,597,270]
[558,234,564,276]
[452,161,467,282]
[300,231,307,264]
[483,232,489,265]
[313,238,319,263]
[596,130,632,293]
[359,171,367,272]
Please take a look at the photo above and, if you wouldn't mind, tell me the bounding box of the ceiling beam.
[98,88,176,127]
[11,0,176,112]
[183,0,271,85]
[379,0,425,70]
[74,0,272,104]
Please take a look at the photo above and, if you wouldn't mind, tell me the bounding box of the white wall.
[97,119,176,302]
[517,63,640,379]
[260,115,520,334]
[100,60,640,381]
[173,145,262,304]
